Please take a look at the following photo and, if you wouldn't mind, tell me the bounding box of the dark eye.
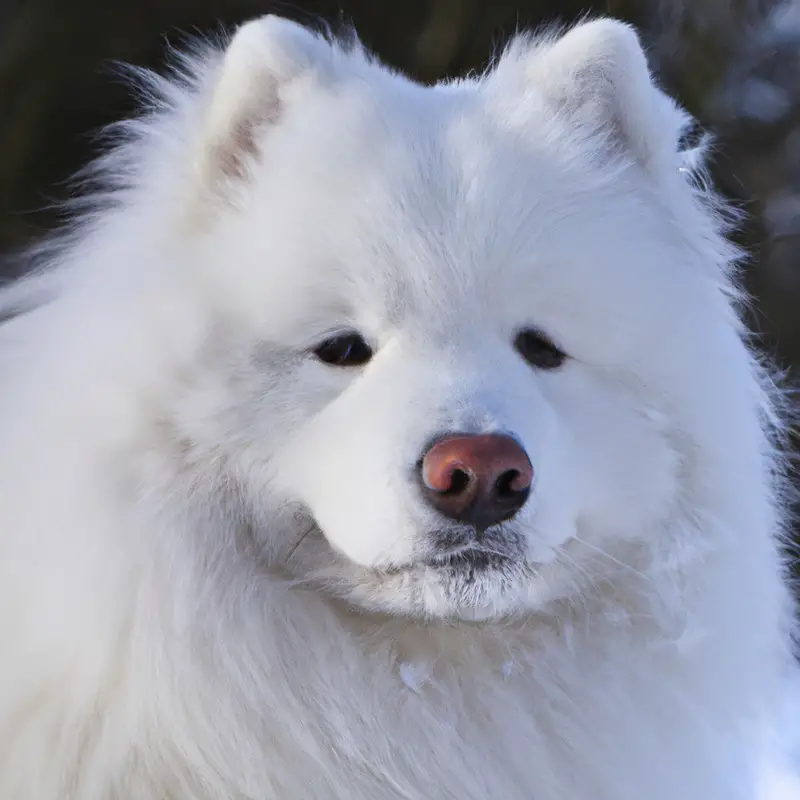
[312,332,373,367]
[514,328,566,370]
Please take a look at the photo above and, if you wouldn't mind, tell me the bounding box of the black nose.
[418,434,533,529]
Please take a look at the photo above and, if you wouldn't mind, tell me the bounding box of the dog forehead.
[244,75,671,339]
[306,167,635,333]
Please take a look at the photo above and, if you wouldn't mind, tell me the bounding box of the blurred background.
[1,0,798,598]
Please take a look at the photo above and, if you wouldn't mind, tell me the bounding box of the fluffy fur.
[0,15,796,799]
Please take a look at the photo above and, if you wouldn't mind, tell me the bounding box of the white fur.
[0,15,796,799]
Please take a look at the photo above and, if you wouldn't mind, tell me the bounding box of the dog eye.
[312,332,373,367]
[514,328,566,370]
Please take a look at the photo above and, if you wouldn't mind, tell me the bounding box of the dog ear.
[195,16,331,193]
[517,19,688,175]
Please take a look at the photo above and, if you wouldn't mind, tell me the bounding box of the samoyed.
[0,14,796,800]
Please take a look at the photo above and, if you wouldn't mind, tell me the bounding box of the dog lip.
[421,545,516,570]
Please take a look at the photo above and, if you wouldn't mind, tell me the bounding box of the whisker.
[552,547,595,584]
[472,545,512,559]
[286,524,317,562]
[569,535,652,583]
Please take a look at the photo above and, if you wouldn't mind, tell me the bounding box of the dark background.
[1,0,798,595]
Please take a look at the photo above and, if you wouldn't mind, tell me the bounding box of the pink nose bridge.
[422,435,533,493]
[419,433,533,528]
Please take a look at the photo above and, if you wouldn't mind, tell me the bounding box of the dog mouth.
[421,546,515,571]
[285,519,534,619]
[286,514,523,579]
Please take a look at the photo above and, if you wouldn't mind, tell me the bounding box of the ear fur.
[195,16,332,191]
[514,19,689,174]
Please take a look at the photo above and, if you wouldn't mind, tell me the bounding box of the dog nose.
[419,434,533,529]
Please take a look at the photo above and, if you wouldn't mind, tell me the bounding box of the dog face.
[164,17,749,620]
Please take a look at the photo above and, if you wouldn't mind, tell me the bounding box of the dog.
[0,15,796,799]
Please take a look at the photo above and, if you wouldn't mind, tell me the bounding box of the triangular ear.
[515,19,688,175]
[194,16,331,193]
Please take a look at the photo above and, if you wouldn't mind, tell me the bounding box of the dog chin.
[293,531,543,621]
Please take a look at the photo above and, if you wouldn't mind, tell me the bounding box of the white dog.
[0,14,796,799]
